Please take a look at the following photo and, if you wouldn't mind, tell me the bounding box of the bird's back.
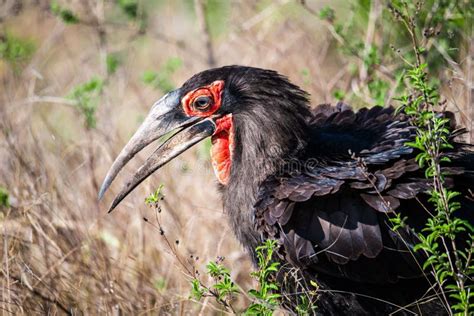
[254,103,474,315]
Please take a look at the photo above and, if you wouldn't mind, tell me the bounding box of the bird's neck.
[221,107,311,257]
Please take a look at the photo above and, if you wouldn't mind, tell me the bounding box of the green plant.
[188,238,283,315]
[142,57,182,94]
[50,1,80,24]
[389,1,474,314]
[333,89,346,101]
[190,259,240,311]
[318,6,335,22]
[202,0,231,39]
[145,186,240,313]
[0,32,35,68]
[117,0,139,19]
[0,186,9,208]
[388,212,408,231]
[244,240,281,315]
[117,0,147,31]
[400,63,473,314]
[144,184,165,207]
[153,277,167,293]
[106,53,121,76]
[207,260,240,299]
[67,77,104,129]
[295,287,319,316]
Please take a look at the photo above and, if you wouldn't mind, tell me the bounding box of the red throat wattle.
[211,114,234,185]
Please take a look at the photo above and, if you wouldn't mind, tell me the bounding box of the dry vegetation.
[0,0,471,314]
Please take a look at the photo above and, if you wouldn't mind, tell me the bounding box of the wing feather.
[254,105,472,283]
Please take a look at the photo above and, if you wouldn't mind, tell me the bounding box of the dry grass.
[0,1,471,315]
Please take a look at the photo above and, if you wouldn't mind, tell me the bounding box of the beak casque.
[98,89,216,212]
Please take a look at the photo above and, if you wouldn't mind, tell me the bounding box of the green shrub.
[50,1,80,24]
[387,1,473,313]
[106,53,121,76]
[0,187,9,208]
[142,57,183,94]
[68,77,104,129]
[0,32,35,68]
[189,239,283,315]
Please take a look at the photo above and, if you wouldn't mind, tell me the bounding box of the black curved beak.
[98,89,216,212]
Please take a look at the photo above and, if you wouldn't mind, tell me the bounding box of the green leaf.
[0,186,9,208]
[142,57,182,93]
[333,89,345,101]
[50,1,80,24]
[154,277,167,292]
[118,0,139,19]
[145,184,165,206]
[0,32,36,67]
[202,0,231,39]
[190,278,206,301]
[67,77,104,129]
[106,53,121,75]
[319,6,335,21]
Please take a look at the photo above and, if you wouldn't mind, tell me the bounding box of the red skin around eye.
[182,80,224,117]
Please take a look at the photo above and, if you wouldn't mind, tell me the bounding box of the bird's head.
[99,66,311,212]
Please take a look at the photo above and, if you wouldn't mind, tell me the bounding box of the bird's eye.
[193,95,212,110]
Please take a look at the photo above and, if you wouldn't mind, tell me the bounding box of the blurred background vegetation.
[0,0,471,314]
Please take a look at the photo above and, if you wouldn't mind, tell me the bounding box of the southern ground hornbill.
[99,66,473,315]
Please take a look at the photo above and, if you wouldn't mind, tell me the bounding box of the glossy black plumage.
[248,104,473,314]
